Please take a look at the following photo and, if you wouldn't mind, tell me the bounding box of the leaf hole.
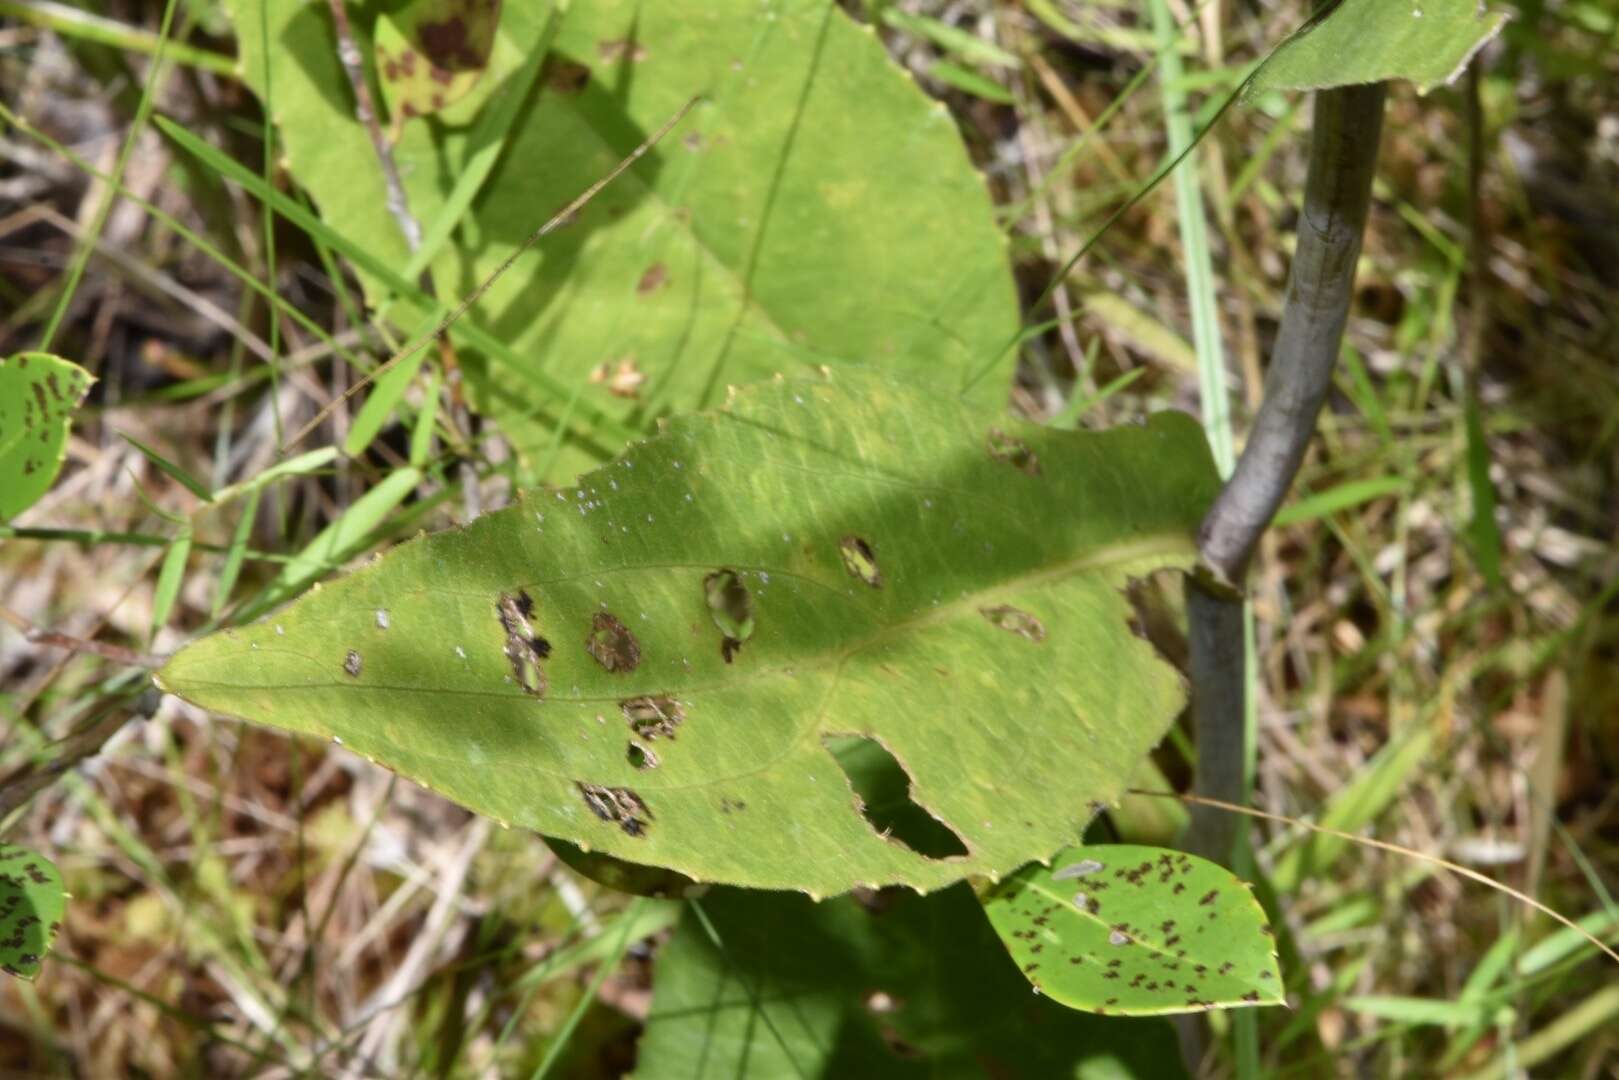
[576,782,652,837]
[704,569,754,663]
[986,427,1041,475]
[822,735,968,859]
[585,612,641,673]
[978,603,1046,642]
[838,535,882,588]
[621,695,684,740]
[497,591,549,697]
[626,742,658,770]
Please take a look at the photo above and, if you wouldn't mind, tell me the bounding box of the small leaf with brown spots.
[0,353,93,522]
[0,844,67,981]
[981,844,1284,1016]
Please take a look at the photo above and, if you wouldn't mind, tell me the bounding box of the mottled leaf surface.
[0,353,93,521]
[225,0,1018,467]
[158,372,1217,895]
[982,845,1283,1016]
[375,12,486,126]
[0,844,66,980]
[1254,0,1507,95]
[635,885,1187,1079]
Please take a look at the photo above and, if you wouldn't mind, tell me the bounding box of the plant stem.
[323,0,421,251]
[1186,82,1386,861]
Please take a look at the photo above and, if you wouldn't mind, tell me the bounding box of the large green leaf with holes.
[0,844,66,980]
[0,353,93,522]
[227,0,1017,471]
[635,885,1187,1078]
[157,371,1218,896]
[1253,0,1508,95]
[981,845,1283,1016]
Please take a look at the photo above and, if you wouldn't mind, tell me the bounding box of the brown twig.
[0,604,164,669]
[324,0,421,251]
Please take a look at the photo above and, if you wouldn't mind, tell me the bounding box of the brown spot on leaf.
[586,612,641,673]
[544,55,590,94]
[636,263,669,295]
[417,15,484,69]
[589,357,646,399]
[838,535,882,588]
[979,604,1046,642]
[986,428,1040,475]
[598,38,649,63]
[576,782,652,837]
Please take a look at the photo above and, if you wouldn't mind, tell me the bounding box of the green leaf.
[0,353,94,522]
[0,843,67,981]
[981,844,1284,1016]
[1253,0,1509,96]
[224,0,1019,467]
[156,371,1218,896]
[635,885,1188,1078]
[119,430,214,502]
[151,527,194,640]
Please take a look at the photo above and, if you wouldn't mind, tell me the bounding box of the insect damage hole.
[823,735,968,859]
[585,612,640,673]
[986,427,1041,475]
[838,535,882,588]
[979,604,1046,642]
[703,569,754,663]
[626,743,659,770]
[621,695,684,740]
[576,782,652,837]
[497,591,550,697]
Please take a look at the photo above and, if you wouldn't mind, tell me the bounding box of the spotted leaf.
[981,844,1284,1016]
[157,371,1218,896]
[0,844,67,981]
[0,353,93,522]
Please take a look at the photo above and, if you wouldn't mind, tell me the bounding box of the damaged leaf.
[157,372,1218,895]
[0,844,67,981]
[635,885,1187,1077]
[981,844,1284,1016]
[375,14,486,128]
[0,353,94,522]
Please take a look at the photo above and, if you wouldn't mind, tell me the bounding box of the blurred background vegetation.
[1,0,1616,1074]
